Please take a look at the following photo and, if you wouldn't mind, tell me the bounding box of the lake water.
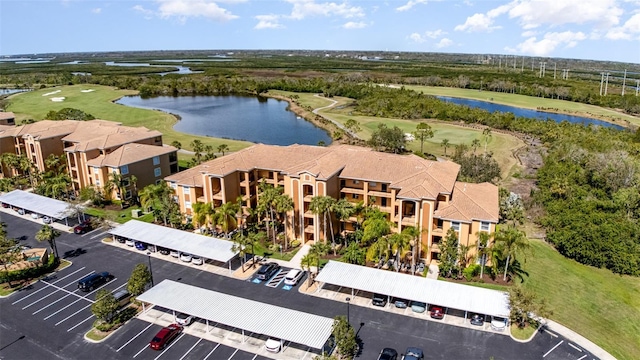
[116,95,332,146]
[437,96,624,130]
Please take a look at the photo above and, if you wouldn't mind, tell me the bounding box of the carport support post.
[465,311,468,320]
[242,329,245,343]
[206,319,209,333]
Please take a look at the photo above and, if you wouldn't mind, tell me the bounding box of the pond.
[116,95,332,146]
[437,96,624,130]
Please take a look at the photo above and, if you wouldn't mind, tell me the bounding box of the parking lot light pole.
[146,251,155,287]
[346,297,351,324]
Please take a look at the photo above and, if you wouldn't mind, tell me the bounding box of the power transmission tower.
[604,73,610,96]
[622,69,627,96]
[554,63,557,79]
[636,80,639,96]
[600,72,605,96]
[521,56,524,72]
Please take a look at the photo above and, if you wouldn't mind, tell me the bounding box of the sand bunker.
[51,97,65,102]
[80,89,95,93]
[42,90,61,96]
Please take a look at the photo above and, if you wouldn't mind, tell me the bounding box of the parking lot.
[0,212,602,360]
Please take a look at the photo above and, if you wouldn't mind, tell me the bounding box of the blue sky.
[1,0,639,63]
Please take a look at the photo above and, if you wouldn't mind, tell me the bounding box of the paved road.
[0,213,598,360]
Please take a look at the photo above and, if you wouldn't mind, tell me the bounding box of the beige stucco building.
[165,144,499,263]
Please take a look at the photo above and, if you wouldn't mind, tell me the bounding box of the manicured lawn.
[6,85,253,153]
[403,85,639,126]
[523,240,640,360]
[84,206,154,224]
[252,241,300,262]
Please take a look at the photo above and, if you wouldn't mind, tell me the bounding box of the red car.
[430,305,445,320]
[73,220,93,234]
[149,324,182,350]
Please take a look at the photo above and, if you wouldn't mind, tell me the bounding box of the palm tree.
[257,181,282,244]
[231,232,253,272]
[192,202,209,230]
[332,198,355,242]
[309,196,337,252]
[107,172,127,208]
[441,139,451,155]
[214,201,240,238]
[190,139,204,164]
[413,122,434,154]
[36,225,61,259]
[388,232,410,271]
[44,154,66,176]
[494,226,529,281]
[482,128,492,153]
[301,252,319,286]
[130,175,138,205]
[475,231,493,279]
[139,182,176,225]
[343,242,365,265]
[170,140,182,150]
[275,194,294,250]
[401,226,422,274]
[457,244,473,276]
[217,144,229,156]
[309,242,330,276]
[471,139,481,154]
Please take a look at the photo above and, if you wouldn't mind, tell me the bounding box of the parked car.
[470,313,485,326]
[77,272,113,292]
[393,298,408,309]
[15,208,25,215]
[191,256,203,265]
[490,316,507,331]
[149,324,182,350]
[1,202,8,208]
[170,250,180,258]
[377,347,398,360]
[403,347,424,360]
[175,313,194,326]
[42,216,52,224]
[73,220,93,234]
[256,262,280,280]
[283,268,304,286]
[105,289,131,322]
[31,213,40,219]
[430,305,445,320]
[372,293,388,307]
[180,253,192,262]
[125,239,135,247]
[265,338,282,353]
[158,247,170,255]
[134,241,147,251]
[410,301,426,313]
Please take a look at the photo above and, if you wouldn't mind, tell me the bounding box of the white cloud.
[435,37,453,48]
[91,7,102,14]
[134,0,239,22]
[409,33,426,43]
[254,14,284,29]
[342,21,367,29]
[512,31,587,56]
[606,13,640,39]
[408,29,446,43]
[425,29,447,38]
[521,30,536,37]
[454,3,511,32]
[396,0,428,12]
[508,0,623,29]
[133,5,155,19]
[285,0,364,20]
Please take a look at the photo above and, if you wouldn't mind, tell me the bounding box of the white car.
[125,239,135,247]
[283,269,304,286]
[180,253,192,262]
[265,338,282,353]
[170,250,180,258]
[490,316,507,331]
[31,213,40,219]
[175,312,194,326]
[192,256,203,265]
[42,216,52,224]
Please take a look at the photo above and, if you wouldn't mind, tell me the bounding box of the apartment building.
[0,119,178,200]
[0,112,16,126]
[166,144,499,263]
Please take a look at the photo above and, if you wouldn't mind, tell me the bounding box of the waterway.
[116,95,332,146]
[437,96,624,130]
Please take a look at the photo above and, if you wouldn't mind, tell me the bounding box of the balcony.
[431,226,444,235]
[303,194,314,202]
[212,192,223,200]
[430,243,441,252]
[340,187,365,195]
[303,210,314,218]
[394,214,416,225]
[368,190,391,198]
[304,225,315,233]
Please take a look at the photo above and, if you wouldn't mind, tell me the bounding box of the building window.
[120,165,129,175]
[183,186,190,194]
[353,180,360,185]
[352,194,359,199]
[451,221,461,232]
[153,156,160,166]
[480,222,491,232]
[381,198,387,207]
[125,190,132,200]
[170,182,177,189]
[382,184,388,192]
[154,167,161,177]
[95,180,101,186]
[370,182,377,188]
[185,201,192,210]
[93,167,99,174]
[122,177,130,187]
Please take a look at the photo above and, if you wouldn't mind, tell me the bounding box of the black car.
[77,272,113,292]
[256,262,280,280]
[470,313,485,326]
[158,247,170,255]
[377,347,398,360]
[372,293,388,307]
[74,220,93,234]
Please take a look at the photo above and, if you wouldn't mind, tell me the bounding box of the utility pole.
[600,73,605,96]
[539,62,546,78]
[566,69,569,79]
[554,63,557,79]
[622,69,627,96]
[604,73,610,96]
[531,58,534,71]
[636,80,639,96]
[513,56,516,70]
[499,56,501,69]
[521,56,524,72]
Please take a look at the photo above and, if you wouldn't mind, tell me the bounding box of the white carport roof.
[109,220,237,263]
[0,190,80,220]
[316,261,510,318]
[137,280,334,349]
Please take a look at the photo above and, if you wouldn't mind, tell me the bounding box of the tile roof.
[434,182,499,223]
[63,121,160,151]
[13,120,81,140]
[0,112,15,120]
[0,124,18,138]
[86,144,177,167]
[166,144,461,200]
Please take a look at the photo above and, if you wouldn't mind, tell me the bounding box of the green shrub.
[0,255,57,284]
[463,264,481,281]
[268,243,280,252]
[290,240,301,248]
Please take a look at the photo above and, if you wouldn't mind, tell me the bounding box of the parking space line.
[251,355,257,360]
[82,227,102,237]
[11,267,87,305]
[178,338,202,360]
[32,292,75,315]
[202,343,220,360]
[154,333,186,360]
[568,343,583,352]
[117,322,154,352]
[133,342,149,358]
[543,340,564,357]
[577,355,587,360]
[51,283,127,323]
[544,329,558,337]
[227,348,239,359]
[66,314,94,332]
[21,272,95,309]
